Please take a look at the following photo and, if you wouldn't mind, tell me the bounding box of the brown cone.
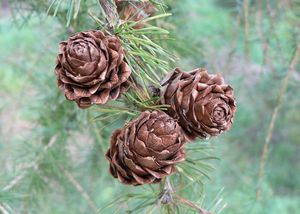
[54,30,132,108]
[106,110,186,185]
[115,0,157,28]
[160,68,237,140]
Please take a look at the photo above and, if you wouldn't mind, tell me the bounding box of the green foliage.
[1,0,300,213]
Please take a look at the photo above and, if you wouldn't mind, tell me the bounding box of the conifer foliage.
[53,0,236,187]
[3,0,237,213]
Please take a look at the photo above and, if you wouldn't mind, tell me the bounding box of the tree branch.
[0,203,10,214]
[256,45,300,201]
[98,0,119,32]
[244,0,250,58]
[60,166,99,214]
[265,0,285,67]
[158,178,211,213]
[256,0,270,74]
[159,177,173,205]
[2,135,58,192]
[174,195,211,214]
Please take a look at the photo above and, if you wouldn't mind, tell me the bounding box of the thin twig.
[0,203,10,214]
[158,178,211,213]
[159,177,173,205]
[60,166,99,214]
[98,0,119,32]
[174,195,210,214]
[256,45,300,201]
[2,135,58,192]
[224,12,241,74]
[243,0,250,58]
[256,0,270,73]
[266,0,285,67]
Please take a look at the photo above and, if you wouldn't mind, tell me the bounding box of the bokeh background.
[1,0,300,213]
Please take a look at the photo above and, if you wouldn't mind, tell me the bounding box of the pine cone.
[106,110,186,185]
[160,68,237,140]
[55,30,131,108]
[115,0,157,28]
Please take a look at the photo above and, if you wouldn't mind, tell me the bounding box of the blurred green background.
[1,0,300,213]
